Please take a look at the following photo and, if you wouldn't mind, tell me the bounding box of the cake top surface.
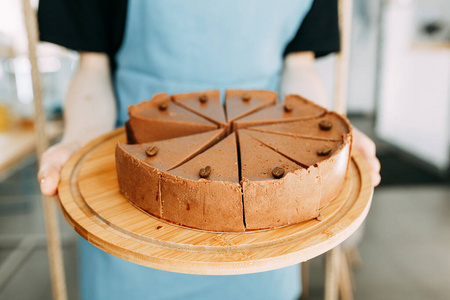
[234,94,326,125]
[239,130,302,181]
[118,129,225,171]
[129,93,216,126]
[247,111,350,141]
[225,90,277,122]
[126,90,352,176]
[119,89,354,232]
[168,133,239,183]
[172,90,227,126]
[242,129,343,167]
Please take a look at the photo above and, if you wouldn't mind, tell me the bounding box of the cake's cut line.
[225,90,278,122]
[245,130,350,170]
[247,127,346,142]
[128,93,218,126]
[158,174,162,217]
[242,130,310,169]
[125,121,137,144]
[165,129,226,171]
[233,111,327,130]
[130,114,219,128]
[244,111,353,142]
[173,100,226,127]
[235,131,247,228]
[161,134,244,231]
[246,114,349,142]
[231,94,328,130]
[228,103,276,123]
[127,116,218,144]
[171,93,228,128]
[120,129,226,173]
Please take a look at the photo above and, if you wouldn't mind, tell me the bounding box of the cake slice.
[225,90,277,122]
[233,94,326,129]
[127,93,218,143]
[161,133,244,232]
[248,111,351,141]
[238,131,321,230]
[243,130,351,208]
[172,90,227,129]
[115,129,225,218]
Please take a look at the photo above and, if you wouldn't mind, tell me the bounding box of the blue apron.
[80,1,313,299]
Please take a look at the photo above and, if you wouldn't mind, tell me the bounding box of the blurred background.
[0,0,449,299]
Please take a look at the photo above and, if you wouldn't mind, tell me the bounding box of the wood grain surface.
[58,127,373,275]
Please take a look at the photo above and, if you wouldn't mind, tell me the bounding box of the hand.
[37,52,117,196]
[37,141,81,196]
[352,128,381,187]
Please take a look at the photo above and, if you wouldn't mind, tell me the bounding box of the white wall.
[376,1,450,171]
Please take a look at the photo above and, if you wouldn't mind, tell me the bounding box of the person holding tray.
[37,0,381,299]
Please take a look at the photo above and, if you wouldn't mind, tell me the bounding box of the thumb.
[37,141,81,196]
[38,164,62,196]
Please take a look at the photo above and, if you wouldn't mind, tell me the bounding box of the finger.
[359,152,381,187]
[368,156,381,174]
[38,165,61,196]
[371,171,381,187]
[37,141,81,196]
[354,138,376,158]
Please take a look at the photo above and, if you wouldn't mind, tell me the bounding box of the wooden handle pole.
[338,250,354,300]
[22,1,68,299]
[334,0,353,115]
[324,246,341,300]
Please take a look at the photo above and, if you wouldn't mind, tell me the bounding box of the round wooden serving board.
[58,127,373,275]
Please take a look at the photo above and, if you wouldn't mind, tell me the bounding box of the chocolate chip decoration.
[317,146,332,156]
[283,103,293,112]
[241,93,251,102]
[199,94,208,103]
[319,120,333,131]
[272,167,285,179]
[158,102,168,111]
[145,146,159,157]
[199,166,211,179]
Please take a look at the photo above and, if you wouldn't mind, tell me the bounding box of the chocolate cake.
[172,90,227,129]
[118,90,353,232]
[233,94,326,130]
